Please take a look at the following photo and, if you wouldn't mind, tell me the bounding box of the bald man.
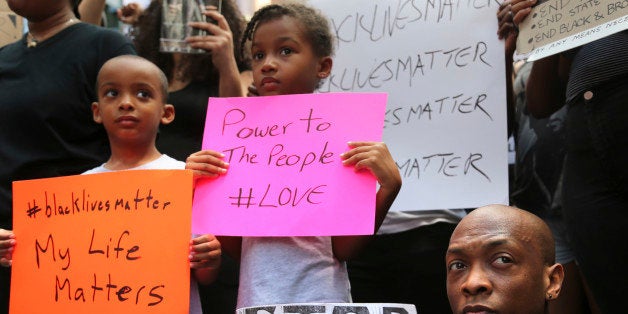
[445,205,564,314]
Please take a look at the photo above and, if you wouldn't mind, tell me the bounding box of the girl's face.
[250,16,331,96]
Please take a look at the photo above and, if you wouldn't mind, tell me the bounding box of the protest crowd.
[0,0,625,313]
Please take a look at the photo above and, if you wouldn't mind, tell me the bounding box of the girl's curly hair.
[240,2,334,61]
[134,0,250,85]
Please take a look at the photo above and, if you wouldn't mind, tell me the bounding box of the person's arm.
[79,0,106,25]
[331,142,402,262]
[497,0,518,136]
[186,7,248,97]
[185,150,242,261]
[502,0,571,118]
[238,71,254,98]
[0,229,15,267]
[526,54,571,118]
[190,234,222,285]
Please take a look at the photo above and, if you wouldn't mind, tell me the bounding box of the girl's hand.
[189,234,221,270]
[247,84,259,97]
[186,149,229,181]
[0,229,15,267]
[340,142,402,191]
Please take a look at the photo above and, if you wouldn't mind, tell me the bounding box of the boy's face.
[250,16,332,96]
[92,57,174,145]
[445,208,553,314]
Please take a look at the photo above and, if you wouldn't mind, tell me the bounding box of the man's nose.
[461,265,492,296]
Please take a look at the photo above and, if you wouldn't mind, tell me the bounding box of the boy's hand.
[186,150,229,181]
[340,142,402,192]
[0,229,15,267]
[189,234,221,270]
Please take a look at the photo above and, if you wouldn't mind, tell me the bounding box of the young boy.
[86,55,221,314]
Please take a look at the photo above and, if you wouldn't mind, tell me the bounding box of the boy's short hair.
[96,55,169,102]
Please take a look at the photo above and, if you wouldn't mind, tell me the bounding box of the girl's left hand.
[189,234,221,270]
[340,142,402,191]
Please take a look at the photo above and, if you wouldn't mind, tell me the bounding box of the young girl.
[185,2,402,309]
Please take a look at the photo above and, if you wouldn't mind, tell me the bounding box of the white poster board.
[236,303,417,314]
[311,0,509,210]
[517,0,628,61]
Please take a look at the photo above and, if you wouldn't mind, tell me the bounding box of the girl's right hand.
[247,84,259,97]
[186,150,229,180]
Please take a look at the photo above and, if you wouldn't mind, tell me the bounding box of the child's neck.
[105,143,163,171]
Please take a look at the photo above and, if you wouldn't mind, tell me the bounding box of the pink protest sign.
[192,92,387,236]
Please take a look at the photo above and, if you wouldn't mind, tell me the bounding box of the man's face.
[445,214,548,314]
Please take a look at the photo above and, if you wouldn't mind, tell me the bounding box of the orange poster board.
[10,170,193,314]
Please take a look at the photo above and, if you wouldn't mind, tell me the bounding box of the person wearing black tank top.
[509,1,628,310]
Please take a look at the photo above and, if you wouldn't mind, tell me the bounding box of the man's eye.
[280,47,293,55]
[448,261,466,271]
[494,256,513,264]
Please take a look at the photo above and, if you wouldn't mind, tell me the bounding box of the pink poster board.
[192,93,387,236]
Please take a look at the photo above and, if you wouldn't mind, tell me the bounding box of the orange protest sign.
[10,170,193,314]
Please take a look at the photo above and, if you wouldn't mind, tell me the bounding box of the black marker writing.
[229,184,327,209]
[35,234,71,270]
[397,152,491,182]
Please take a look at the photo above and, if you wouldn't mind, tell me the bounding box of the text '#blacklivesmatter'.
[25,189,172,220]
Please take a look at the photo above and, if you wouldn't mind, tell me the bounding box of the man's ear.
[92,102,103,123]
[545,263,565,301]
[317,56,333,79]
[161,104,175,125]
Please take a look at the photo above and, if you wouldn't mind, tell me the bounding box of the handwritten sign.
[192,93,386,236]
[517,0,628,61]
[10,170,193,314]
[236,303,417,314]
[311,0,510,210]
